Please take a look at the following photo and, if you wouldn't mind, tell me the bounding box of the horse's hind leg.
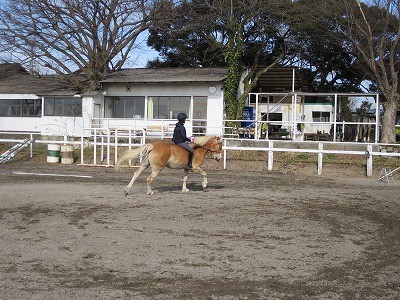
[146,169,161,195]
[125,165,148,195]
[182,169,190,193]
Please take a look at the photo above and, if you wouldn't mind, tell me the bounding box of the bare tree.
[326,0,400,143]
[0,0,162,91]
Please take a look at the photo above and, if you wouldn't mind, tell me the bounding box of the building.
[97,67,227,136]
[0,63,380,142]
[0,63,86,137]
[0,64,227,137]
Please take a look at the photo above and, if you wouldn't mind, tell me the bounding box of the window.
[0,99,41,117]
[44,97,82,116]
[193,96,207,133]
[23,99,42,116]
[104,96,145,118]
[148,96,190,119]
[312,111,330,122]
[249,94,274,105]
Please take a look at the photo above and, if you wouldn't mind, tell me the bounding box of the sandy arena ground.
[0,156,400,299]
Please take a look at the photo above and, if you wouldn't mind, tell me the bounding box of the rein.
[197,142,222,153]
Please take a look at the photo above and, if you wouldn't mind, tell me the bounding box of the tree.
[148,0,292,121]
[324,0,400,143]
[288,0,366,93]
[0,0,161,91]
[147,0,225,67]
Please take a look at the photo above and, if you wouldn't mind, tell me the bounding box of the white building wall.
[0,94,93,137]
[0,116,42,132]
[303,104,334,134]
[1,82,225,137]
[41,96,93,137]
[0,94,43,133]
[101,81,225,136]
[257,103,292,127]
[206,93,224,135]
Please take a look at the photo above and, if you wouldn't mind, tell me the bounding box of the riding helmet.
[177,113,188,121]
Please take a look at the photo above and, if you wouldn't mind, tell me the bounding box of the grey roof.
[252,66,308,92]
[0,63,29,80]
[0,63,79,95]
[101,67,228,83]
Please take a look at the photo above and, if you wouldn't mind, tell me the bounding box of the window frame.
[148,96,191,119]
[104,96,145,118]
[44,97,82,117]
[0,99,42,117]
[312,111,330,122]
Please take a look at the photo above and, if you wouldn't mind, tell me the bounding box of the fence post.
[268,141,274,171]
[366,144,373,177]
[30,133,34,158]
[81,130,85,165]
[223,139,227,169]
[318,143,323,175]
[114,129,119,165]
[106,129,110,166]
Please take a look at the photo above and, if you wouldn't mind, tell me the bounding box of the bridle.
[199,139,223,154]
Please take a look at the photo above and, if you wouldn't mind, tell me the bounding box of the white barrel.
[60,144,74,164]
[47,144,61,163]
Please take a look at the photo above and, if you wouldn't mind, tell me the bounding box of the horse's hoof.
[147,191,154,195]
[202,187,207,192]
[182,188,190,193]
[124,190,129,196]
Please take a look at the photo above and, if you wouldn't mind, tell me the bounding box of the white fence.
[0,131,38,158]
[222,138,400,177]
[1,130,400,178]
[79,128,146,167]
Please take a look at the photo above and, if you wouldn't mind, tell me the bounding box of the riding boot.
[188,152,193,169]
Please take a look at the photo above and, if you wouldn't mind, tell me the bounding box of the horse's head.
[205,136,223,162]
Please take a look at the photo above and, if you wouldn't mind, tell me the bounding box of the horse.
[115,136,223,195]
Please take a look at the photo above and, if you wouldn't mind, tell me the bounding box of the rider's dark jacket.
[172,122,190,144]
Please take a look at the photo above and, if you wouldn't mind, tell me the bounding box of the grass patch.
[326,153,337,162]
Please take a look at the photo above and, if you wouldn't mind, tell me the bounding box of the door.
[93,104,101,127]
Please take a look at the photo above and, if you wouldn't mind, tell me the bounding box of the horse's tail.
[114,144,153,171]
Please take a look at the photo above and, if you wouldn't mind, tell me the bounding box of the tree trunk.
[380,96,399,143]
[223,24,244,124]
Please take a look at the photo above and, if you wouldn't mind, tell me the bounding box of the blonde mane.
[193,135,215,146]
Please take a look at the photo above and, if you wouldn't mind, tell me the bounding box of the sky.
[127,31,160,68]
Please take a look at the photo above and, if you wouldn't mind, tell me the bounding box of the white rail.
[222,138,400,177]
[2,130,399,177]
[114,128,146,165]
[79,128,146,167]
[0,131,39,158]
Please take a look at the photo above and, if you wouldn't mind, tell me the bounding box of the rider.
[172,113,193,169]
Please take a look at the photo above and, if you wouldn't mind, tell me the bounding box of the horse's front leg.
[192,167,208,191]
[181,169,190,193]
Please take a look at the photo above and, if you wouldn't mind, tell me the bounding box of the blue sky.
[128,31,160,68]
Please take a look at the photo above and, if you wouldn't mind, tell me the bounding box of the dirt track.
[1,157,400,299]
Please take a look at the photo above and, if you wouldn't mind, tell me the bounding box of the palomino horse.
[115,136,223,195]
